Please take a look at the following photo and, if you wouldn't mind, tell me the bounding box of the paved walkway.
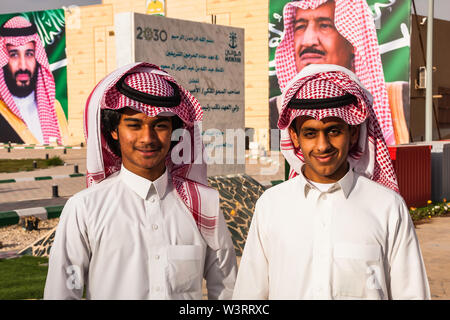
[1,147,449,299]
[415,216,450,299]
[0,148,86,208]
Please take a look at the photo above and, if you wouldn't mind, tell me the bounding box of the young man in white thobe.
[44,62,237,300]
[233,64,430,300]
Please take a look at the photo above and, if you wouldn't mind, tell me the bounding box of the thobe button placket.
[145,186,166,299]
[312,190,333,299]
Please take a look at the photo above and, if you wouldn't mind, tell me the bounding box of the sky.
[0,0,449,19]
[0,0,101,14]
[413,0,450,21]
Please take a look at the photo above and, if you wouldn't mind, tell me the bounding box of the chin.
[314,165,339,177]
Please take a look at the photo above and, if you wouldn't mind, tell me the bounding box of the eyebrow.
[293,17,334,24]
[300,127,317,131]
[123,118,141,123]
[122,117,171,124]
[301,124,345,131]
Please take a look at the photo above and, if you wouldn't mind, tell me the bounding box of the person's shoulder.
[257,176,300,205]
[60,172,122,226]
[70,172,121,203]
[354,173,404,205]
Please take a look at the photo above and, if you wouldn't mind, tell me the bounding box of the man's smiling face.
[111,108,173,181]
[289,116,359,183]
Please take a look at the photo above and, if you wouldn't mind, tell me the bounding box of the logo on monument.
[228,32,238,49]
[225,32,241,63]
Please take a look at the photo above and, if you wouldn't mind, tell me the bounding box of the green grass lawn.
[0,157,64,173]
[0,256,48,300]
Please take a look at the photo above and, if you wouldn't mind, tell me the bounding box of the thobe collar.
[119,164,169,200]
[298,162,356,199]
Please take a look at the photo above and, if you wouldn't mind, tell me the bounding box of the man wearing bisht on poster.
[233,64,430,300]
[270,0,397,145]
[0,16,68,144]
[44,62,237,299]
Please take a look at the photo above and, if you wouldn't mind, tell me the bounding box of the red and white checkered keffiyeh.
[0,16,61,144]
[84,62,221,248]
[275,0,395,145]
[279,64,398,192]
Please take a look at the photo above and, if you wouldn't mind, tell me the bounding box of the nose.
[302,24,319,47]
[139,125,158,144]
[18,53,27,70]
[315,131,332,153]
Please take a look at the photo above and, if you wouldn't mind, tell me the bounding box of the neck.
[122,162,166,181]
[302,161,349,184]
[12,90,35,100]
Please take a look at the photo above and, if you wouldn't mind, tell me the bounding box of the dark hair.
[100,108,184,157]
[289,118,299,134]
[101,108,124,157]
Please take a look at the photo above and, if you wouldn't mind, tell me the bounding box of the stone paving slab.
[0,198,68,212]
[0,177,86,204]
[415,216,450,299]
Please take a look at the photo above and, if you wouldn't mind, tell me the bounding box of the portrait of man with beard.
[0,16,68,145]
[270,0,404,146]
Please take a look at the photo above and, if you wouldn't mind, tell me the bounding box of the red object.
[388,145,431,208]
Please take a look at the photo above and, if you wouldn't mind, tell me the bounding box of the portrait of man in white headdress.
[0,16,68,145]
[270,0,409,146]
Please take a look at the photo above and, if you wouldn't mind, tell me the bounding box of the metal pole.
[52,185,59,198]
[425,0,434,141]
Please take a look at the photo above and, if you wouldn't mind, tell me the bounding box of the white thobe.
[44,166,237,300]
[233,166,431,300]
[13,91,44,144]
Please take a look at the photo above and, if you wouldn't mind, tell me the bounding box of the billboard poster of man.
[0,9,69,145]
[269,0,411,145]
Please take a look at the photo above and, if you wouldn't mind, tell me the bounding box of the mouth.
[136,147,162,156]
[16,74,30,82]
[299,53,325,63]
[313,152,336,163]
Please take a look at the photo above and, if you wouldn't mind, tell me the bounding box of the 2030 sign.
[136,26,167,42]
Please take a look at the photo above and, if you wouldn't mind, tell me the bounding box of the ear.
[111,129,118,141]
[288,125,300,149]
[349,125,360,147]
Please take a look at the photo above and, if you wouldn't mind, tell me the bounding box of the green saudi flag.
[0,9,68,118]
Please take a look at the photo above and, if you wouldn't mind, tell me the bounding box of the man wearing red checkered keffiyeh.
[0,16,68,144]
[278,64,398,192]
[273,0,395,145]
[45,62,237,300]
[233,65,429,300]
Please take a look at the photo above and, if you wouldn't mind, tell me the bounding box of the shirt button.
[152,224,159,230]
[150,197,156,203]
[155,286,161,292]
[155,254,160,260]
